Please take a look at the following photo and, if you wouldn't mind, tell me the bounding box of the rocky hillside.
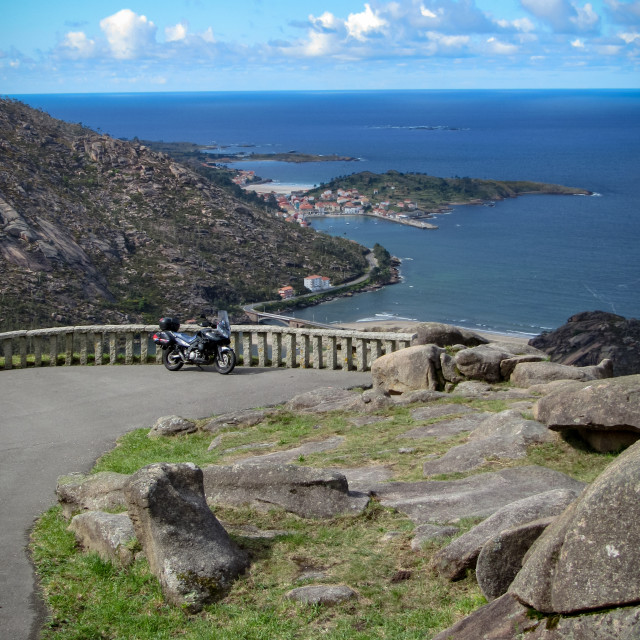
[530,311,640,376]
[0,99,367,330]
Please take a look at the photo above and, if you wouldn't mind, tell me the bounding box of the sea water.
[13,90,640,335]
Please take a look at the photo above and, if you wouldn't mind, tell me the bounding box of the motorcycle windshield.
[217,311,230,338]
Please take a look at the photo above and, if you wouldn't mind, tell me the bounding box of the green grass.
[31,393,618,639]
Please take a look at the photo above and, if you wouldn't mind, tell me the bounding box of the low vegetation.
[31,393,615,639]
[307,170,591,213]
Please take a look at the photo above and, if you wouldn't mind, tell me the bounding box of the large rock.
[284,387,364,413]
[202,463,369,518]
[431,593,640,640]
[232,436,345,465]
[534,374,640,452]
[411,322,487,348]
[509,439,640,613]
[423,410,555,476]
[431,489,580,580]
[124,462,249,612]
[454,345,515,383]
[202,409,271,433]
[372,344,444,393]
[371,466,584,525]
[148,415,197,438]
[284,585,357,605]
[56,471,130,519]
[529,310,640,377]
[476,517,555,600]
[509,358,613,388]
[68,511,137,566]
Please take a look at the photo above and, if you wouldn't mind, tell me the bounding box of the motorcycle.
[152,310,236,374]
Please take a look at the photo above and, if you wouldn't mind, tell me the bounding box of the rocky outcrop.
[534,374,640,451]
[370,466,584,525]
[530,311,640,377]
[422,410,555,476]
[371,330,552,393]
[410,322,488,348]
[56,471,130,519]
[68,511,137,566]
[124,462,249,612]
[434,439,640,639]
[431,489,580,581]
[509,439,640,613]
[148,415,197,438]
[510,358,613,388]
[431,593,640,640]
[202,463,369,518]
[475,517,555,600]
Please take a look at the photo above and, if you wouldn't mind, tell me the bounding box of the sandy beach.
[335,320,531,346]
[243,183,313,195]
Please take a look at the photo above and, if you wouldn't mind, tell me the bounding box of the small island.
[204,151,359,164]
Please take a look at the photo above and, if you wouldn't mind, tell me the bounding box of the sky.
[1,0,639,93]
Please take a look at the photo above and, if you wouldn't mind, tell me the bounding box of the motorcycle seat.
[173,332,198,344]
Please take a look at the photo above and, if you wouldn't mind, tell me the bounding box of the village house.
[278,285,295,299]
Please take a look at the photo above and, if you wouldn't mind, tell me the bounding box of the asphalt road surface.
[0,364,372,640]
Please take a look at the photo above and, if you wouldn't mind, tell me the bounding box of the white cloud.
[100,9,157,59]
[420,6,438,19]
[604,0,640,25]
[571,37,585,46]
[346,4,388,41]
[304,30,339,57]
[571,3,600,30]
[619,31,640,43]
[310,11,342,31]
[497,17,536,32]
[521,0,601,33]
[596,43,623,53]
[60,31,96,58]
[486,36,519,54]
[165,23,188,43]
[201,27,215,44]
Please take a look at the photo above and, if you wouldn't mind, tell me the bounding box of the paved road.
[0,365,372,640]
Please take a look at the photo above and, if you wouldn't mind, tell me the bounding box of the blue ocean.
[13,90,640,336]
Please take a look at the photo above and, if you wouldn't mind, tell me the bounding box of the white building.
[304,274,332,292]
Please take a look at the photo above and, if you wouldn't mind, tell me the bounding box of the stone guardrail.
[0,324,416,372]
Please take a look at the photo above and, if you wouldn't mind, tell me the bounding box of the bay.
[13,90,640,335]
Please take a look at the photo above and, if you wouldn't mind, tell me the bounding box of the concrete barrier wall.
[0,325,415,372]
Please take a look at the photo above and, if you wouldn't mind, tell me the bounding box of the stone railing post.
[242,332,252,367]
[285,333,297,368]
[256,332,268,367]
[312,334,323,369]
[271,332,282,368]
[341,336,353,371]
[94,332,104,365]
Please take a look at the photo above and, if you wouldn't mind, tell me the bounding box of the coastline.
[334,320,532,345]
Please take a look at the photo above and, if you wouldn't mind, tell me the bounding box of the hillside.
[0,99,368,330]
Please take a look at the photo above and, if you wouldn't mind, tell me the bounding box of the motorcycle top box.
[159,317,180,331]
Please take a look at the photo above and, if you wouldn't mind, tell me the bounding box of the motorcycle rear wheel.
[162,345,184,371]
[215,349,236,374]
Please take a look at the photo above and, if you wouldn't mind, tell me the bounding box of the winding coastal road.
[0,365,372,640]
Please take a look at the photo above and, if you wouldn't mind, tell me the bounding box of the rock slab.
[202,463,369,518]
[371,466,584,525]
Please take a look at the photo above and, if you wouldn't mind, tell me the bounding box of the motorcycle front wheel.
[162,345,184,371]
[215,349,236,374]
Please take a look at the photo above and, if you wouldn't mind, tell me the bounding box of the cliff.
[0,99,368,329]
